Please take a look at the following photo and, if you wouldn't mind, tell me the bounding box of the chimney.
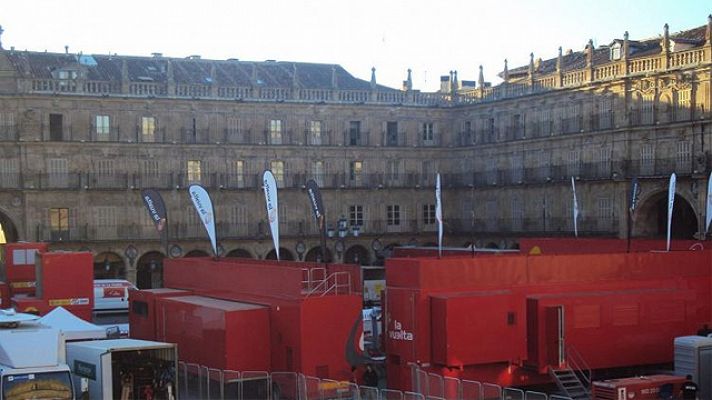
[404,68,413,91]
[440,75,450,93]
[0,25,4,50]
[65,45,69,54]
[478,65,484,89]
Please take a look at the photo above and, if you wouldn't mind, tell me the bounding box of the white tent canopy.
[38,307,107,341]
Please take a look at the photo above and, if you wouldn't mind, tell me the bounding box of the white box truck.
[66,339,177,400]
[0,311,75,400]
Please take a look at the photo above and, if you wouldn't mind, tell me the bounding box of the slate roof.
[3,51,393,91]
[502,24,708,78]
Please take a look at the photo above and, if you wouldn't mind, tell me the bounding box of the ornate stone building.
[0,16,710,287]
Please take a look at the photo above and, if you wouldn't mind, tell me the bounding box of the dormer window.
[53,69,78,80]
[610,43,622,61]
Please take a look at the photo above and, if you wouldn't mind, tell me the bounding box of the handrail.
[565,343,592,391]
[304,271,351,297]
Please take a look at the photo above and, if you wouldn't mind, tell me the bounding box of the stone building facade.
[0,17,710,287]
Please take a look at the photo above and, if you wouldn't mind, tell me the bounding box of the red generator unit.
[3,242,48,295]
[13,251,94,320]
[129,288,193,341]
[156,295,271,371]
[592,375,686,400]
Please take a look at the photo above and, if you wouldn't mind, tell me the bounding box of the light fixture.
[338,216,348,238]
[103,257,110,272]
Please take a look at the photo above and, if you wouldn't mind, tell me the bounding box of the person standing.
[362,364,379,388]
[680,375,699,400]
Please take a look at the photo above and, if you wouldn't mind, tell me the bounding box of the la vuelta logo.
[388,320,414,341]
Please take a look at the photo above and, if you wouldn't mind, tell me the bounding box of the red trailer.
[384,250,712,390]
[2,242,48,295]
[130,258,363,381]
[12,251,94,320]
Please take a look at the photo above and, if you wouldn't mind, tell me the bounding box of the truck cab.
[1,365,74,400]
[0,309,75,400]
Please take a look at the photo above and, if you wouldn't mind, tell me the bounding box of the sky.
[1,0,710,91]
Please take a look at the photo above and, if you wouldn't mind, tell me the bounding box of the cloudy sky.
[2,0,709,91]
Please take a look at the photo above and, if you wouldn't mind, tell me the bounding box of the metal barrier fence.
[176,362,572,400]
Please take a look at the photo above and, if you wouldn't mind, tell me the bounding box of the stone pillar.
[125,257,137,284]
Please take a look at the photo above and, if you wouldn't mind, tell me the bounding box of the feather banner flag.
[188,184,218,257]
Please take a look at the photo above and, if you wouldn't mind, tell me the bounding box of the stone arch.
[265,248,295,261]
[304,246,333,263]
[94,251,126,279]
[634,190,698,239]
[0,207,19,243]
[344,245,370,265]
[225,248,254,259]
[136,251,165,289]
[185,249,210,257]
[658,93,672,123]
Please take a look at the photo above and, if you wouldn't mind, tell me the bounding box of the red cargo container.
[592,375,686,400]
[3,242,48,295]
[156,295,271,371]
[129,288,192,341]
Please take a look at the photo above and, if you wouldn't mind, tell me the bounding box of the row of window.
[0,139,691,189]
[458,90,692,140]
[37,113,439,145]
[46,204,439,236]
[47,195,617,239]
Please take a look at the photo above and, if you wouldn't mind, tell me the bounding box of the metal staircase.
[549,344,592,400]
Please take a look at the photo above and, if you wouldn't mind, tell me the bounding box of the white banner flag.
[667,172,676,251]
[188,184,218,257]
[263,170,280,261]
[571,176,579,237]
[706,171,712,236]
[436,173,443,258]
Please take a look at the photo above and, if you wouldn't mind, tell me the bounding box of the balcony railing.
[1,157,702,193]
[452,216,619,236]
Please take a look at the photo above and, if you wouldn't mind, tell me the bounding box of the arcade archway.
[226,248,254,258]
[634,191,698,239]
[185,249,210,257]
[265,248,295,261]
[0,210,19,243]
[136,251,165,289]
[344,245,370,265]
[304,246,333,263]
[94,252,126,279]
